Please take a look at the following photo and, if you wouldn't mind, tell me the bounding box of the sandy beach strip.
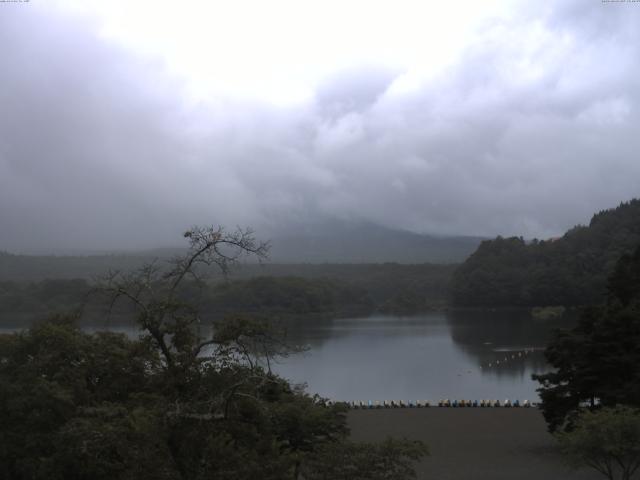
[348,408,601,480]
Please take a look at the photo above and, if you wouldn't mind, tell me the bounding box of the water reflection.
[1,310,574,402]
[445,309,571,380]
[273,311,574,402]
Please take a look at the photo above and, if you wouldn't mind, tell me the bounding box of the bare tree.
[95,225,270,369]
[91,225,304,422]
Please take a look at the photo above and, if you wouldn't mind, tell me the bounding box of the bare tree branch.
[92,225,270,371]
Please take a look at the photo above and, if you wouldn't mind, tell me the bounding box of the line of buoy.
[328,399,534,409]
[482,348,538,370]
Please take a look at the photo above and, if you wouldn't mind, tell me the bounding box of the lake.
[1,309,571,403]
[272,310,568,403]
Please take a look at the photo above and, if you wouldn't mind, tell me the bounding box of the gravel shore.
[348,408,601,480]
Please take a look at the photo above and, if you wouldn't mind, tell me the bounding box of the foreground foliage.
[0,226,427,479]
[534,244,640,432]
[557,406,640,480]
[0,318,348,480]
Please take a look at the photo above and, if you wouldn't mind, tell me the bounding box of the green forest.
[0,264,455,326]
[450,199,640,307]
[534,242,640,430]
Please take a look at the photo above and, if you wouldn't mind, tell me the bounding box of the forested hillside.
[451,199,640,307]
[0,263,455,326]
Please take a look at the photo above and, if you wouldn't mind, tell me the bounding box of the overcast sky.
[1,0,639,252]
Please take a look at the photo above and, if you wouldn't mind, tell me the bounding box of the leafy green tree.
[557,406,640,480]
[0,316,168,480]
[534,243,640,432]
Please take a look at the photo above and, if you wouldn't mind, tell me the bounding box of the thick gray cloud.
[1,1,639,252]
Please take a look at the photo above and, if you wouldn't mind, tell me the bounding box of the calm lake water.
[272,310,568,403]
[1,310,571,402]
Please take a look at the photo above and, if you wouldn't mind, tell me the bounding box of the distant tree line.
[0,279,89,315]
[451,199,640,307]
[0,277,372,320]
[0,264,455,325]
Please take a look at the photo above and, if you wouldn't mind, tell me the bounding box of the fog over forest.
[1,0,639,253]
